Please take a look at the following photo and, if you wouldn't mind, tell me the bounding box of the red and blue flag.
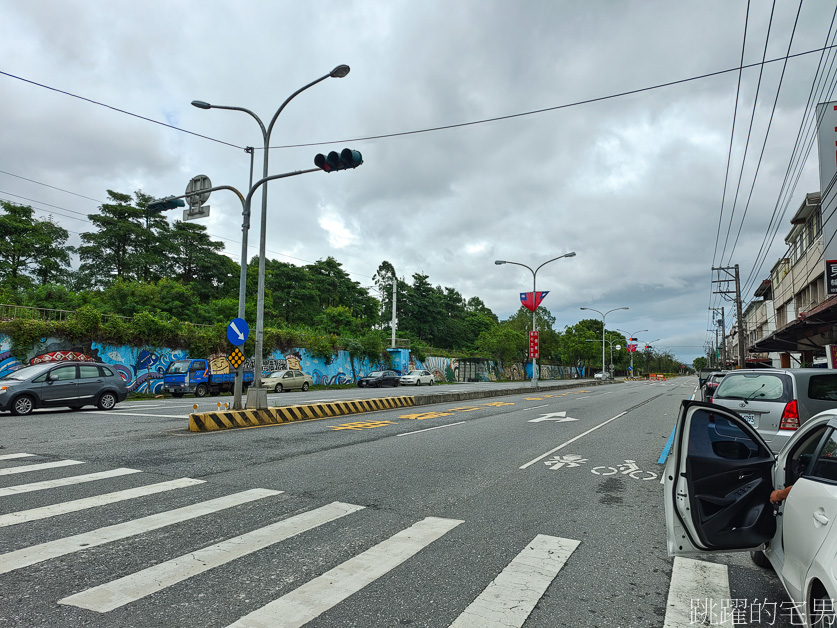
[520,291,549,312]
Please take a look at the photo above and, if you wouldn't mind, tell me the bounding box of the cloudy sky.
[2,1,835,365]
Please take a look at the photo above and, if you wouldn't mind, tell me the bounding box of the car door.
[40,364,80,407]
[76,364,104,404]
[665,401,777,557]
[284,371,297,390]
[780,427,837,603]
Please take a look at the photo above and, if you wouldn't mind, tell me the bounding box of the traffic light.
[314,148,363,172]
[147,196,185,213]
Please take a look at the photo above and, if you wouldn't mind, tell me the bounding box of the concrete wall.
[0,335,577,391]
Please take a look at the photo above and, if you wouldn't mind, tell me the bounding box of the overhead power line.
[0,70,246,151]
[5,42,837,155]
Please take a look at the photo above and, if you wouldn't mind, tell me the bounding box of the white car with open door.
[665,401,837,628]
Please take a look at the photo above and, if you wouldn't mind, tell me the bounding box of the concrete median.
[188,379,617,432]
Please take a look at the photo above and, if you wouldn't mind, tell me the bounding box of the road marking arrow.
[230,322,245,341]
[529,411,578,423]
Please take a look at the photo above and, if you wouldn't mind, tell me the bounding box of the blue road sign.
[227,318,249,346]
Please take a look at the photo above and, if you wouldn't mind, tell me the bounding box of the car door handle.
[813,511,829,525]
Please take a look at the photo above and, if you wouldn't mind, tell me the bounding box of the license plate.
[740,413,756,425]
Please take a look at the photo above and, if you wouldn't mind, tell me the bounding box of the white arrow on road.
[230,322,245,341]
[528,411,578,423]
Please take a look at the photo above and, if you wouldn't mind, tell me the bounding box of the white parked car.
[665,402,837,627]
[400,369,435,386]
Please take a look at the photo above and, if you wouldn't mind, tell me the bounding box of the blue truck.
[162,358,253,397]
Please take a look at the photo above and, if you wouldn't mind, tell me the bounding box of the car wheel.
[301,382,309,391]
[749,550,770,569]
[69,405,84,410]
[195,384,208,398]
[11,395,35,416]
[428,379,433,386]
[274,384,283,393]
[810,581,836,627]
[97,392,117,411]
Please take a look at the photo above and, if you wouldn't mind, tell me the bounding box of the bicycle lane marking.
[519,412,627,470]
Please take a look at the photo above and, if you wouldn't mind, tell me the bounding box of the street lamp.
[495,252,576,387]
[192,65,350,409]
[617,328,647,378]
[579,307,628,379]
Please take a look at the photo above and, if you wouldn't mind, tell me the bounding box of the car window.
[809,374,837,401]
[5,363,52,380]
[50,366,77,381]
[810,430,837,482]
[786,425,830,484]
[99,366,115,377]
[283,372,293,379]
[714,373,789,402]
[79,365,100,379]
[166,361,190,375]
[368,371,383,377]
[687,408,763,460]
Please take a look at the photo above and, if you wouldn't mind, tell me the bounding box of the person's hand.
[770,486,791,504]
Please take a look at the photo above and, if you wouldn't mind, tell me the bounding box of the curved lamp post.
[579,306,628,379]
[192,65,350,407]
[617,328,648,378]
[495,252,576,386]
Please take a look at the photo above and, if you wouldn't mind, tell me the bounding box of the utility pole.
[712,265,745,369]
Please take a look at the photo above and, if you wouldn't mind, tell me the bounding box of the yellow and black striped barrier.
[189,396,416,432]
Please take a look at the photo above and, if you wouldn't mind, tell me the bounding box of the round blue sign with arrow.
[227,318,249,346]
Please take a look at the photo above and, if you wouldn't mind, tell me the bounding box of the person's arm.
[770,486,792,504]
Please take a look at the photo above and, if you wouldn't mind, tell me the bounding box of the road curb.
[188,396,416,432]
[187,379,620,432]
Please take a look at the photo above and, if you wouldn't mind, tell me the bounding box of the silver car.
[711,368,837,452]
[0,361,128,415]
[262,369,313,393]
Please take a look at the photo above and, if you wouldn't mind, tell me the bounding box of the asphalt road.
[0,378,796,627]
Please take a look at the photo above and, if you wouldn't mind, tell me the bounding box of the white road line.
[0,488,281,575]
[397,422,466,437]
[227,516,464,628]
[93,412,186,418]
[449,534,580,628]
[519,412,627,469]
[0,453,36,461]
[663,557,731,627]
[60,501,365,612]
[0,460,84,476]
[0,468,142,497]
[526,404,549,410]
[0,477,204,527]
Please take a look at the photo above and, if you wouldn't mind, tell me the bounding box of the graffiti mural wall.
[0,334,575,388]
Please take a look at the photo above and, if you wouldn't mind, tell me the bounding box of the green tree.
[163,221,236,300]
[475,326,526,364]
[693,356,708,371]
[0,202,73,290]
[77,190,147,286]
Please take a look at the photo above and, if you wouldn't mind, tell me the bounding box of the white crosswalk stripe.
[448,534,580,628]
[0,453,37,460]
[227,516,465,628]
[0,477,204,527]
[664,557,731,627]
[0,487,281,575]
[0,467,141,497]
[0,459,84,475]
[59,501,365,612]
